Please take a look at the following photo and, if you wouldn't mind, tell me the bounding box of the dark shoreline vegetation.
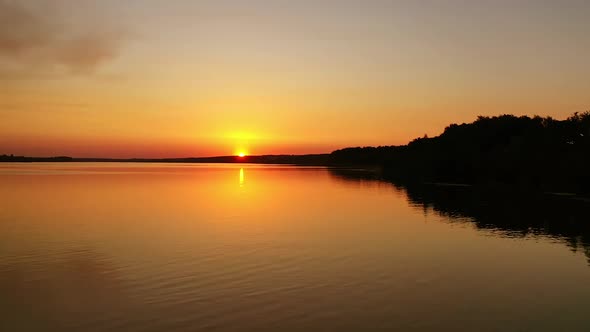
[330,112,590,195]
[2,112,589,194]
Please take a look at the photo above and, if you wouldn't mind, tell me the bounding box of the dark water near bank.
[1,163,589,331]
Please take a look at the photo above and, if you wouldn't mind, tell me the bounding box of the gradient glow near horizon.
[1,0,589,158]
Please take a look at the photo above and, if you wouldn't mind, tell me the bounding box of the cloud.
[0,1,128,75]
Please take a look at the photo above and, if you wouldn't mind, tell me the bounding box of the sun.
[234,147,248,157]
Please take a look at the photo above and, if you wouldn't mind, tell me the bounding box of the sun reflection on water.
[239,168,244,187]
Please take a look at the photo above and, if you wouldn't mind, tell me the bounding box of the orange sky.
[1,1,589,157]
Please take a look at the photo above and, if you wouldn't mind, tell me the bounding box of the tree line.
[330,112,590,194]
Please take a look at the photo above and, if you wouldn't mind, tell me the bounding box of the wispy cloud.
[0,1,128,76]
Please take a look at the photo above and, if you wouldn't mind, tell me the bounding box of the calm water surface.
[1,163,589,331]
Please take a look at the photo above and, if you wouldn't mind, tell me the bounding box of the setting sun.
[237,152,246,157]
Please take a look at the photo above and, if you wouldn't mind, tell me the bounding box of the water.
[1,163,589,331]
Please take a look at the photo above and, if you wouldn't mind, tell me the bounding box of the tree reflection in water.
[328,168,590,265]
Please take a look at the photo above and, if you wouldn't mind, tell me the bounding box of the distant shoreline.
[0,154,332,166]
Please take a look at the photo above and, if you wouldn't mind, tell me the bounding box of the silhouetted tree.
[330,112,590,194]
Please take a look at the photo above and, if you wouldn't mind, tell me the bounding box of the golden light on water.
[239,168,244,187]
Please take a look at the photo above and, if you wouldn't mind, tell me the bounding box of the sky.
[1,0,589,157]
